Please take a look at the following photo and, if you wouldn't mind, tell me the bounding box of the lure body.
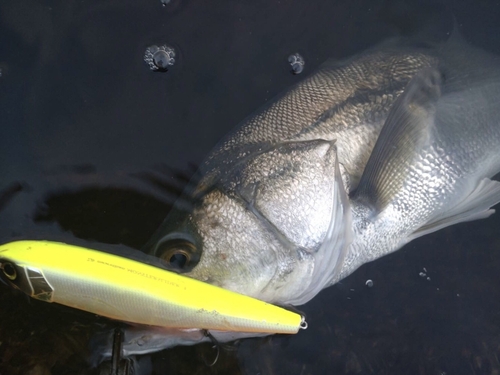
[0,240,304,334]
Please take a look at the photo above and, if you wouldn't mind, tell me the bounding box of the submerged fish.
[136,33,500,352]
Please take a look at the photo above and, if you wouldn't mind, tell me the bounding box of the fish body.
[146,35,500,310]
[344,54,500,282]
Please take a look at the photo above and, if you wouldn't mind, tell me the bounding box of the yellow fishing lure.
[0,240,305,334]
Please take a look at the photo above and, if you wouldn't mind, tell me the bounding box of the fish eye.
[165,249,189,269]
[156,239,199,272]
[2,262,17,281]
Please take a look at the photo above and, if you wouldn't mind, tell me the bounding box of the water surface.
[1,0,500,373]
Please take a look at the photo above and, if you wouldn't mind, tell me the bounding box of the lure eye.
[157,239,199,272]
[2,262,17,281]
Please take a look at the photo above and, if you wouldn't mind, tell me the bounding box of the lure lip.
[0,240,307,335]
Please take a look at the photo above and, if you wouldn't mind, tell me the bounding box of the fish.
[133,33,500,354]
[1,33,492,370]
[0,240,304,334]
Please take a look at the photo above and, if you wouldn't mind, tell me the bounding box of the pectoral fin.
[354,67,442,211]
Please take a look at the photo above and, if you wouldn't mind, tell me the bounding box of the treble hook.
[110,328,123,374]
[109,328,132,375]
[202,330,220,366]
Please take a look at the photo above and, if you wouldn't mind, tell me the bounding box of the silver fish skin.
[341,38,500,283]
[145,35,500,309]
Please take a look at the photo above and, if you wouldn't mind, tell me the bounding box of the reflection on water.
[1,0,500,374]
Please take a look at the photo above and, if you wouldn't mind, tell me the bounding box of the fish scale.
[201,49,437,193]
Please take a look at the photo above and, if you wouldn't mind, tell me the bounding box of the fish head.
[147,139,352,305]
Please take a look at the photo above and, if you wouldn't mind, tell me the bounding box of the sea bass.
[145,34,500,311]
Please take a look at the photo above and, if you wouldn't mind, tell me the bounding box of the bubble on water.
[288,53,305,74]
[365,279,373,288]
[0,63,6,78]
[419,267,432,281]
[144,45,176,72]
[158,0,183,12]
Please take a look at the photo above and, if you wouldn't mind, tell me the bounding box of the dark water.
[1,0,500,374]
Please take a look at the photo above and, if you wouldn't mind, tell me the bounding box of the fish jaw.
[90,326,271,364]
